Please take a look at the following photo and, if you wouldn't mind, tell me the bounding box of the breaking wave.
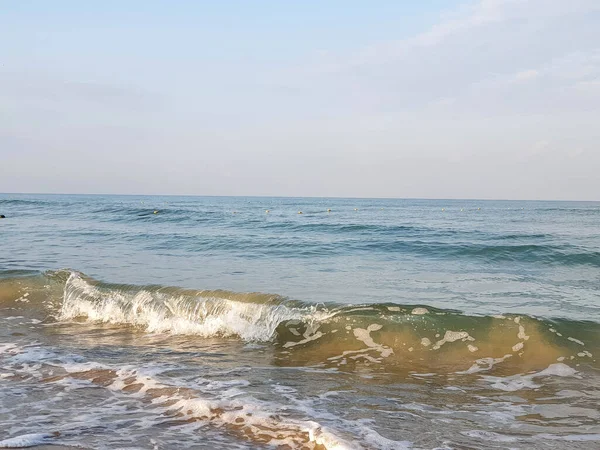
[2,270,598,375]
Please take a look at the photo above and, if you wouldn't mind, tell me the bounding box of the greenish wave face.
[3,271,598,377]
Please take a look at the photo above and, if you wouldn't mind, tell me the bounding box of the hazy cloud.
[1,0,599,199]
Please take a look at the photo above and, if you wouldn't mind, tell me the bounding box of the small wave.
[3,271,599,375]
[50,229,595,265]
[258,222,425,235]
[43,272,598,374]
[358,240,600,267]
[0,199,51,206]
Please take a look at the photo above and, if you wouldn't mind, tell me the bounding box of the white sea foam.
[283,329,324,348]
[459,354,513,374]
[0,432,59,448]
[0,348,360,450]
[462,430,518,442]
[482,363,578,392]
[568,337,585,346]
[105,368,358,449]
[357,428,411,450]
[0,351,361,450]
[328,323,394,364]
[0,343,19,355]
[535,363,578,378]
[512,342,524,352]
[517,325,529,341]
[352,324,393,358]
[431,330,474,350]
[60,272,329,341]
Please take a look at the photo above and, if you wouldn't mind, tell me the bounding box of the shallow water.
[1,194,599,449]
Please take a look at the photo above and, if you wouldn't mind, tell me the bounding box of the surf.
[2,270,598,377]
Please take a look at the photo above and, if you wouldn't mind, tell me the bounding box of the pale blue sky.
[1,1,599,199]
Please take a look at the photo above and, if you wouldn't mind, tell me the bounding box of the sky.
[1,0,599,200]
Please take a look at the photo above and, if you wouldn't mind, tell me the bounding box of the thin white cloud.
[277,0,600,121]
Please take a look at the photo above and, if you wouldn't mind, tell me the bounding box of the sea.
[1,194,599,449]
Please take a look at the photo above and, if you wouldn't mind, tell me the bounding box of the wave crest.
[60,272,327,341]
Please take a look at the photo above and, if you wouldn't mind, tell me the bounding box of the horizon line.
[1,191,599,203]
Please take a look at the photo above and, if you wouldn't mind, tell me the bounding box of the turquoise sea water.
[2,194,600,319]
[1,194,599,449]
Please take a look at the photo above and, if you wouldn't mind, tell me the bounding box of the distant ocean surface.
[1,194,599,449]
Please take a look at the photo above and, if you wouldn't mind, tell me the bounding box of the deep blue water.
[2,194,599,321]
